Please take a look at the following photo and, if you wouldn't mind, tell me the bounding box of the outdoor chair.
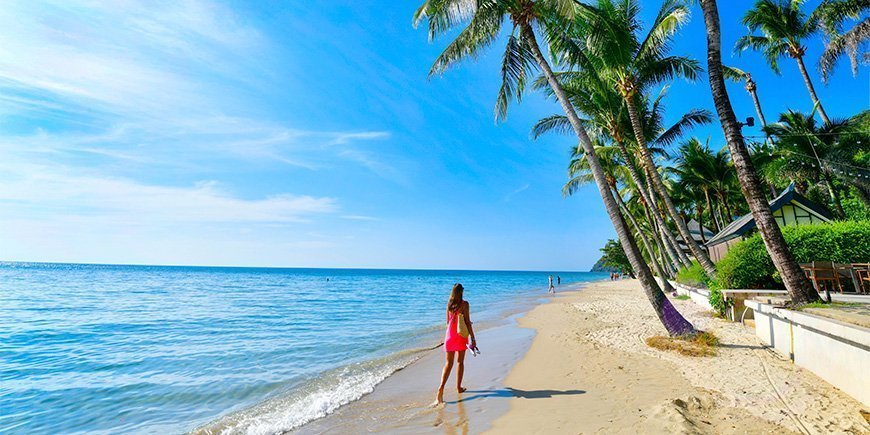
[853,263,870,294]
[802,261,842,294]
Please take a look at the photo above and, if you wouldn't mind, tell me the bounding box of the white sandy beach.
[489,280,869,434]
[292,280,869,434]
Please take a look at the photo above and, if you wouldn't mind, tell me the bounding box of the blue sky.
[0,1,866,270]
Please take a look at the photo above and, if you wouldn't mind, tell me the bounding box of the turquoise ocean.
[0,262,606,434]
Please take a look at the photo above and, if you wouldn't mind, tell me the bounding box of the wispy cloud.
[0,1,412,265]
[0,0,400,179]
[340,215,380,221]
[0,163,338,225]
[504,183,530,202]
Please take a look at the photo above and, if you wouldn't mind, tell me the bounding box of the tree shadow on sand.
[452,387,586,403]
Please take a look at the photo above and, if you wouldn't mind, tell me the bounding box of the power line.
[774,149,870,178]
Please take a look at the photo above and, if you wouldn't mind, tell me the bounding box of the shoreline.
[289,282,593,434]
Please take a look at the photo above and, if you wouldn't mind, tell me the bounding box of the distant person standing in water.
[557,276,561,286]
[548,275,554,293]
[436,283,475,404]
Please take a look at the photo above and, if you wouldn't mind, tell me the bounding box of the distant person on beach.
[548,275,554,293]
[436,283,476,404]
[557,276,560,285]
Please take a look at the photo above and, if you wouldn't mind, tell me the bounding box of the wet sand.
[293,280,869,434]
[294,310,541,434]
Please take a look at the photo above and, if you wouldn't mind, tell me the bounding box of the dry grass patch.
[646,331,719,357]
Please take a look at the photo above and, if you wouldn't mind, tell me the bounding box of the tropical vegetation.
[716,220,870,289]
[415,0,869,333]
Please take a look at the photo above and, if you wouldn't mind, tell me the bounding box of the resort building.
[676,219,716,257]
[706,184,834,262]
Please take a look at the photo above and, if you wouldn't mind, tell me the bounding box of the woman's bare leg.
[436,351,455,403]
[456,350,467,393]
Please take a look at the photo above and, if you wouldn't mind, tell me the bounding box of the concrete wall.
[746,300,870,407]
[672,282,714,311]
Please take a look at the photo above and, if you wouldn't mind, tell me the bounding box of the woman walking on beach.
[436,283,475,404]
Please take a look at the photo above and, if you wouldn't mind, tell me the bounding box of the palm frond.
[819,18,869,81]
[722,65,748,82]
[495,31,536,121]
[531,114,573,139]
[413,0,479,40]
[636,0,690,64]
[427,2,504,77]
[655,109,714,147]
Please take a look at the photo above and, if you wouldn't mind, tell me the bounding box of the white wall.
[747,300,870,407]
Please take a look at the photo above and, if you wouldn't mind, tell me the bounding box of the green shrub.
[675,261,709,288]
[707,280,731,318]
[715,220,870,289]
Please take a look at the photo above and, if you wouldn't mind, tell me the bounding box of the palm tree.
[564,140,677,292]
[699,0,822,305]
[672,139,726,231]
[572,0,719,278]
[414,0,696,335]
[764,110,858,218]
[814,0,869,82]
[532,73,712,269]
[723,66,771,140]
[735,0,831,125]
[531,70,708,272]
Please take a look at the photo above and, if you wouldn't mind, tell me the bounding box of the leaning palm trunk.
[644,201,680,275]
[744,75,771,139]
[793,53,831,125]
[644,175,693,269]
[521,24,695,335]
[624,97,718,277]
[699,0,821,305]
[704,189,720,232]
[823,172,845,218]
[614,188,675,292]
[613,138,691,270]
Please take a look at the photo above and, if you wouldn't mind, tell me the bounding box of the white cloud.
[0,0,400,178]
[0,1,408,265]
[0,165,337,225]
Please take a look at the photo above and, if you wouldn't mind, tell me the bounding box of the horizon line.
[0,260,597,274]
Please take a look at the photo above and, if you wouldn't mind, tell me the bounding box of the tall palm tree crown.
[735,0,819,72]
[735,0,832,124]
[413,0,581,120]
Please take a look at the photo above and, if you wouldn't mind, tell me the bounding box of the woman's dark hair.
[448,283,464,313]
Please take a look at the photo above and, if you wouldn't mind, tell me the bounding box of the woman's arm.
[464,301,476,345]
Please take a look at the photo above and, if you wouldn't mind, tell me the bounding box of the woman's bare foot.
[435,388,445,404]
[457,386,467,394]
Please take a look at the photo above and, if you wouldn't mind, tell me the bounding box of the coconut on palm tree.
[414,0,697,335]
[735,0,832,125]
[699,0,822,305]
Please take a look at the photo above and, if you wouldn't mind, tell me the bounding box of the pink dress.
[444,309,468,352]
